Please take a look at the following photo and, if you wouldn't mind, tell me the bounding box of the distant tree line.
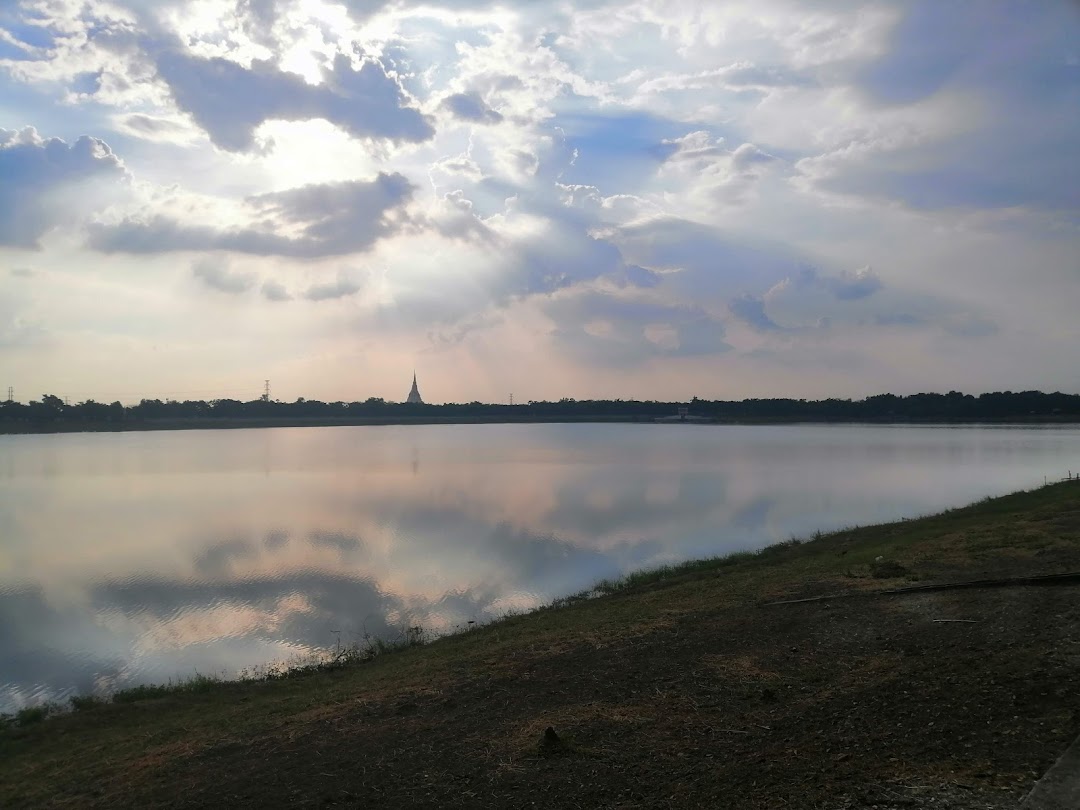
[1,390,1078,432]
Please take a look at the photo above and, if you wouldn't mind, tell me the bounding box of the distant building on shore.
[406,372,424,404]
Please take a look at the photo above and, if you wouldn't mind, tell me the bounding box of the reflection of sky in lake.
[2,423,1079,711]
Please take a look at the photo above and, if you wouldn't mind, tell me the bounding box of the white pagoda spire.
[406,371,424,404]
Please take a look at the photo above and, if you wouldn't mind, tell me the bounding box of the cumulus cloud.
[432,155,484,179]
[87,173,415,258]
[0,127,128,248]
[155,51,434,152]
[657,131,779,204]
[192,257,253,294]
[441,92,503,124]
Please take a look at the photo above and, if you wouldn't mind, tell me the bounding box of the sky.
[0,0,1077,405]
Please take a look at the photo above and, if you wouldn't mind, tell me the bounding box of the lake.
[2,422,1079,712]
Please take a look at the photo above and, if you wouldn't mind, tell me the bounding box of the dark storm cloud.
[0,128,127,248]
[87,173,415,258]
[155,50,434,152]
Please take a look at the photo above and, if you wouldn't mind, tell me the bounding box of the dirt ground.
[126,585,1078,809]
[3,483,1080,809]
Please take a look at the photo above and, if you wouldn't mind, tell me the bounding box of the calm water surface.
[2,423,1079,711]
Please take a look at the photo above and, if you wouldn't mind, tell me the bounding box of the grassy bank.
[2,482,1080,808]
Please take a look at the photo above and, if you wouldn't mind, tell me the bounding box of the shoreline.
[4,413,1080,435]
[3,480,1080,807]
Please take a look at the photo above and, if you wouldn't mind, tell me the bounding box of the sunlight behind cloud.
[0,0,1075,401]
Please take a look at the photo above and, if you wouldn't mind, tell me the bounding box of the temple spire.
[406,370,424,404]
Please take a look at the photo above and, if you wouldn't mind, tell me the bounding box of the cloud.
[192,257,253,294]
[0,127,128,248]
[658,132,776,172]
[634,61,816,95]
[546,289,731,366]
[441,91,503,124]
[113,113,198,144]
[772,266,884,302]
[829,267,883,301]
[432,155,484,178]
[613,217,807,299]
[621,264,661,288]
[657,131,779,204]
[762,266,998,340]
[87,173,416,258]
[303,271,364,301]
[791,4,1080,215]
[155,51,435,152]
[260,279,292,301]
[728,294,784,332]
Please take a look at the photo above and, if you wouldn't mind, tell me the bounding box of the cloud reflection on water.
[1,423,1079,710]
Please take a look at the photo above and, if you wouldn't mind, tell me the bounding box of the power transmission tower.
[5,386,11,403]
[262,380,270,402]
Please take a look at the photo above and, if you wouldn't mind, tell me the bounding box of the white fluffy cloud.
[0,128,128,248]
[0,0,1076,401]
[88,173,416,257]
